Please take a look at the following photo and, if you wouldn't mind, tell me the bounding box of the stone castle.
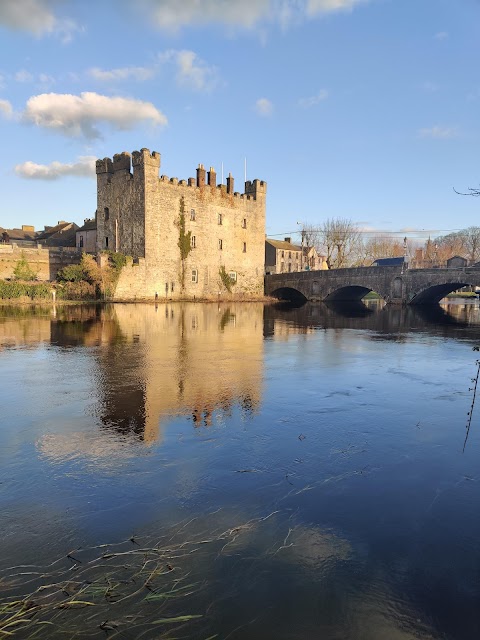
[95,149,266,300]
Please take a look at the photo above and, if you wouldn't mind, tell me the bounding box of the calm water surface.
[2,300,480,639]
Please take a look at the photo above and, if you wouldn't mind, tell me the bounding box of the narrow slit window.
[218,213,223,225]
[190,209,196,221]
[243,242,246,253]
[218,239,223,250]
[104,207,110,221]
[191,235,196,248]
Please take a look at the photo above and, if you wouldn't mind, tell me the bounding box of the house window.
[242,218,247,229]
[288,263,291,272]
[105,236,109,248]
[289,251,291,259]
[192,269,198,283]
[191,235,196,248]
[218,239,223,250]
[104,207,110,221]
[171,282,174,293]
[218,213,223,225]
[281,251,284,258]
[280,262,284,272]
[190,209,196,221]
[229,271,237,283]
[79,235,84,248]
[243,242,247,253]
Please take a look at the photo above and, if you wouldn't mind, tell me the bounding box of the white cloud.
[419,125,458,139]
[0,99,13,118]
[255,97,273,116]
[435,31,449,40]
[15,69,34,83]
[22,91,167,139]
[158,49,219,92]
[141,0,371,31]
[0,0,79,41]
[89,66,155,83]
[298,89,329,108]
[143,0,271,31]
[306,0,369,15]
[15,156,96,180]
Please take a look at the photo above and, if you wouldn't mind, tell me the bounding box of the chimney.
[284,237,291,243]
[227,172,234,195]
[207,166,216,188]
[196,164,206,187]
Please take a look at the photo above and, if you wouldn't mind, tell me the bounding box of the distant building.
[0,222,78,248]
[446,255,467,269]
[265,237,327,274]
[372,256,406,267]
[265,238,302,274]
[36,221,78,247]
[76,218,97,253]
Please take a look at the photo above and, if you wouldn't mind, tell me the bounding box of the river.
[1,300,480,639]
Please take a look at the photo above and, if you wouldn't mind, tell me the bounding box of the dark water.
[2,300,480,639]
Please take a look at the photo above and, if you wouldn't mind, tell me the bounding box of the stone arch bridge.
[265,265,480,305]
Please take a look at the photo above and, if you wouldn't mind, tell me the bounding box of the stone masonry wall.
[0,244,82,281]
[96,149,266,300]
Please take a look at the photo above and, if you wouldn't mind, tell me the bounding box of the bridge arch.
[270,287,308,304]
[324,285,384,303]
[409,282,472,305]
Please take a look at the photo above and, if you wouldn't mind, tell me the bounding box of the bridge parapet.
[265,265,480,305]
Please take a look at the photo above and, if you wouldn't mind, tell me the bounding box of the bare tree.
[360,236,404,265]
[318,218,360,268]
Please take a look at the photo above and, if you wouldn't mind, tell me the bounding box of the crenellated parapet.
[132,148,161,168]
[245,179,267,198]
[96,157,114,174]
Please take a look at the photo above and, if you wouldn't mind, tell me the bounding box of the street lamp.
[297,221,305,270]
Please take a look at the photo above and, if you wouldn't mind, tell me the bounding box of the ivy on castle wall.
[219,265,236,294]
[176,197,192,292]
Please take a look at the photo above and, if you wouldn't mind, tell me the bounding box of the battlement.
[245,179,267,196]
[113,152,131,172]
[132,148,161,167]
[98,149,266,199]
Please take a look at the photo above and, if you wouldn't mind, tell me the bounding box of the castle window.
[104,207,110,221]
[191,235,196,248]
[190,209,196,221]
[105,236,109,248]
[192,269,198,283]
[218,239,223,250]
[79,235,84,248]
[243,242,247,253]
[229,271,237,283]
[242,218,247,229]
[218,213,223,225]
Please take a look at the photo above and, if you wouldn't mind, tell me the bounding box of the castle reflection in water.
[2,300,480,444]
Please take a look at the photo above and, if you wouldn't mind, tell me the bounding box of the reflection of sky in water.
[1,302,480,639]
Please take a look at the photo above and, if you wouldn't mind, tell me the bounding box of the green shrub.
[13,252,37,281]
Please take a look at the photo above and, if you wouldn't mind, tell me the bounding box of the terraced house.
[95,149,267,300]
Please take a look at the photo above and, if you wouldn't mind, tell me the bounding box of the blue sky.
[1,0,479,243]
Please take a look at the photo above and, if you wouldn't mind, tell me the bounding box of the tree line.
[301,219,480,269]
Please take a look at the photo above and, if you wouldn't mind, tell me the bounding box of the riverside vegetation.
[0,252,127,302]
